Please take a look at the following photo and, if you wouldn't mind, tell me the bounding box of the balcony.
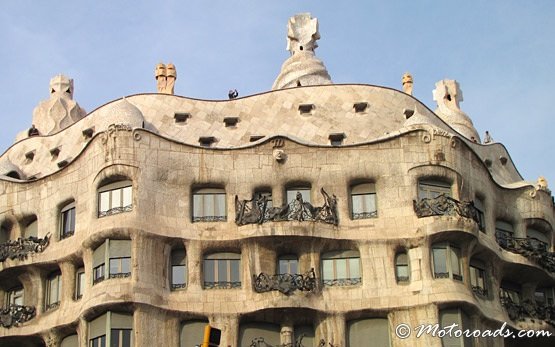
[413,194,480,224]
[0,234,50,262]
[501,297,555,325]
[495,231,555,273]
[253,269,317,295]
[0,304,36,328]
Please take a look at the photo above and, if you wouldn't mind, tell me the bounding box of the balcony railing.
[248,337,336,347]
[413,194,480,224]
[235,188,338,226]
[495,231,555,273]
[108,272,131,279]
[0,234,50,262]
[322,277,362,287]
[98,204,132,218]
[472,286,488,297]
[253,269,317,295]
[0,304,36,328]
[500,297,555,325]
[204,281,241,289]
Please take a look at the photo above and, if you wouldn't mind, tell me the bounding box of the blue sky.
[0,1,553,185]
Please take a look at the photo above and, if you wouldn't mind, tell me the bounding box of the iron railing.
[98,204,132,218]
[253,269,317,295]
[413,194,480,224]
[0,304,36,328]
[495,231,555,273]
[0,233,50,262]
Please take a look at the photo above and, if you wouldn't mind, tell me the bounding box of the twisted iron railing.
[495,231,555,273]
[0,233,50,262]
[204,281,241,289]
[322,277,361,287]
[413,194,480,223]
[98,204,132,217]
[253,269,317,295]
[236,188,338,226]
[500,297,555,325]
[0,305,36,328]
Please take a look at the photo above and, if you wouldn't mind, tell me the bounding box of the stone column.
[280,321,294,346]
[60,261,76,304]
[212,314,238,347]
[389,305,441,347]
[315,313,345,347]
[187,240,203,292]
[78,315,88,347]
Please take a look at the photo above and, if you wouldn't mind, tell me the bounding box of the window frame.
[192,188,227,222]
[76,267,85,300]
[7,286,24,306]
[469,260,487,297]
[321,250,361,287]
[97,181,133,218]
[418,179,452,200]
[394,252,410,283]
[45,270,62,311]
[431,243,463,281]
[203,252,241,289]
[350,183,378,219]
[60,201,76,239]
[170,249,187,290]
[286,186,311,204]
[474,196,486,232]
[277,254,299,275]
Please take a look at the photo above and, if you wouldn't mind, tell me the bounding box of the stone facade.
[0,13,554,347]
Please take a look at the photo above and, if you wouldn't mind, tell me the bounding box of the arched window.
[395,252,410,283]
[350,183,377,219]
[347,318,390,347]
[60,201,76,239]
[431,243,462,281]
[203,252,241,289]
[321,250,361,286]
[278,254,298,274]
[418,179,451,200]
[98,180,133,217]
[171,248,187,290]
[192,188,227,222]
[89,312,133,347]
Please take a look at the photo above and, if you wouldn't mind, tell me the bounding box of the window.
[395,252,410,283]
[98,180,132,217]
[60,201,76,239]
[431,244,462,281]
[171,249,187,290]
[24,217,38,238]
[469,260,487,297]
[239,323,281,347]
[45,271,62,311]
[278,254,298,274]
[192,188,226,222]
[418,179,451,200]
[76,268,85,300]
[527,228,550,251]
[180,320,209,347]
[286,186,311,203]
[93,240,132,285]
[350,183,377,219]
[439,309,473,347]
[61,334,79,347]
[321,250,361,286]
[347,318,390,347]
[535,288,555,306]
[89,312,133,347]
[203,252,241,289]
[500,282,521,305]
[7,286,24,306]
[495,221,514,248]
[474,197,485,232]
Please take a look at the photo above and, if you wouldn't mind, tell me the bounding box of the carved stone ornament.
[235,188,338,226]
[102,123,133,162]
[0,234,50,262]
[402,72,413,95]
[0,305,36,328]
[273,149,286,162]
[253,268,317,295]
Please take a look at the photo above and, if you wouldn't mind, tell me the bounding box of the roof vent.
[353,102,369,113]
[224,117,239,127]
[50,147,61,159]
[82,127,95,139]
[25,150,35,162]
[199,136,217,147]
[403,108,415,119]
[174,112,191,124]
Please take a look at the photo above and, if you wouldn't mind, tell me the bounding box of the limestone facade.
[0,13,554,347]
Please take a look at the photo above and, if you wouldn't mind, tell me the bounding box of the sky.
[0,1,553,185]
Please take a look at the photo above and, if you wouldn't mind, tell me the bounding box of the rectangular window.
[8,287,24,306]
[60,203,76,239]
[204,254,241,289]
[90,335,106,347]
[286,188,311,204]
[171,248,187,290]
[432,247,448,278]
[470,265,487,296]
[321,251,361,286]
[76,269,85,299]
[93,264,105,285]
[351,183,377,219]
[474,197,485,232]
[278,257,298,274]
[109,257,131,279]
[432,244,462,281]
[98,182,133,217]
[110,329,132,347]
[46,272,62,310]
[193,189,227,222]
[418,180,451,200]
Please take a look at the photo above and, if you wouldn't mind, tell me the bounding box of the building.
[0,13,554,347]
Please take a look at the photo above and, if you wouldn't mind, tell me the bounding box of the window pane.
[396,265,409,279]
[100,192,110,212]
[122,330,131,347]
[77,272,85,297]
[215,194,226,217]
[110,259,120,274]
[322,259,333,281]
[121,258,131,273]
[287,188,311,203]
[348,258,360,279]
[230,259,240,283]
[122,186,132,207]
[203,194,213,216]
[218,260,228,282]
[172,265,186,285]
[193,194,203,217]
[432,248,447,275]
[111,190,121,209]
[204,259,215,283]
[450,248,461,276]
[336,259,347,279]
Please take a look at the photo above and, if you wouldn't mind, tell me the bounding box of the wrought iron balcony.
[98,204,132,218]
[413,194,480,224]
[171,283,187,290]
[322,277,362,287]
[108,272,131,279]
[0,304,36,328]
[472,286,488,297]
[204,281,241,289]
[235,188,338,226]
[500,297,555,325]
[0,233,50,262]
[253,269,317,295]
[351,211,378,220]
[248,336,335,347]
[495,231,555,273]
[192,215,227,222]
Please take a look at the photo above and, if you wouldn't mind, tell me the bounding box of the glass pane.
[432,248,447,274]
[122,329,131,347]
[218,260,228,282]
[348,258,360,279]
[215,194,226,217]
[322,259,333,281]
[110,259,120,274]
[352,195,364,214]
[78,272,85,297]
[396,265,409,278]
[230,259,240,283]
[450,248,461,276]
[121,258,131,273]
[203,195,214,216]
[122,186,132,207]
[279,260,289,274]
[287,189,310,203]
[193,195,203,217]
[204,260,215,283]
[289,260,298,274]
[470,267,477,286]
[172,265,186,285]
[111,189,121,209]
[336,259,347,279]
[100,192,110,212]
